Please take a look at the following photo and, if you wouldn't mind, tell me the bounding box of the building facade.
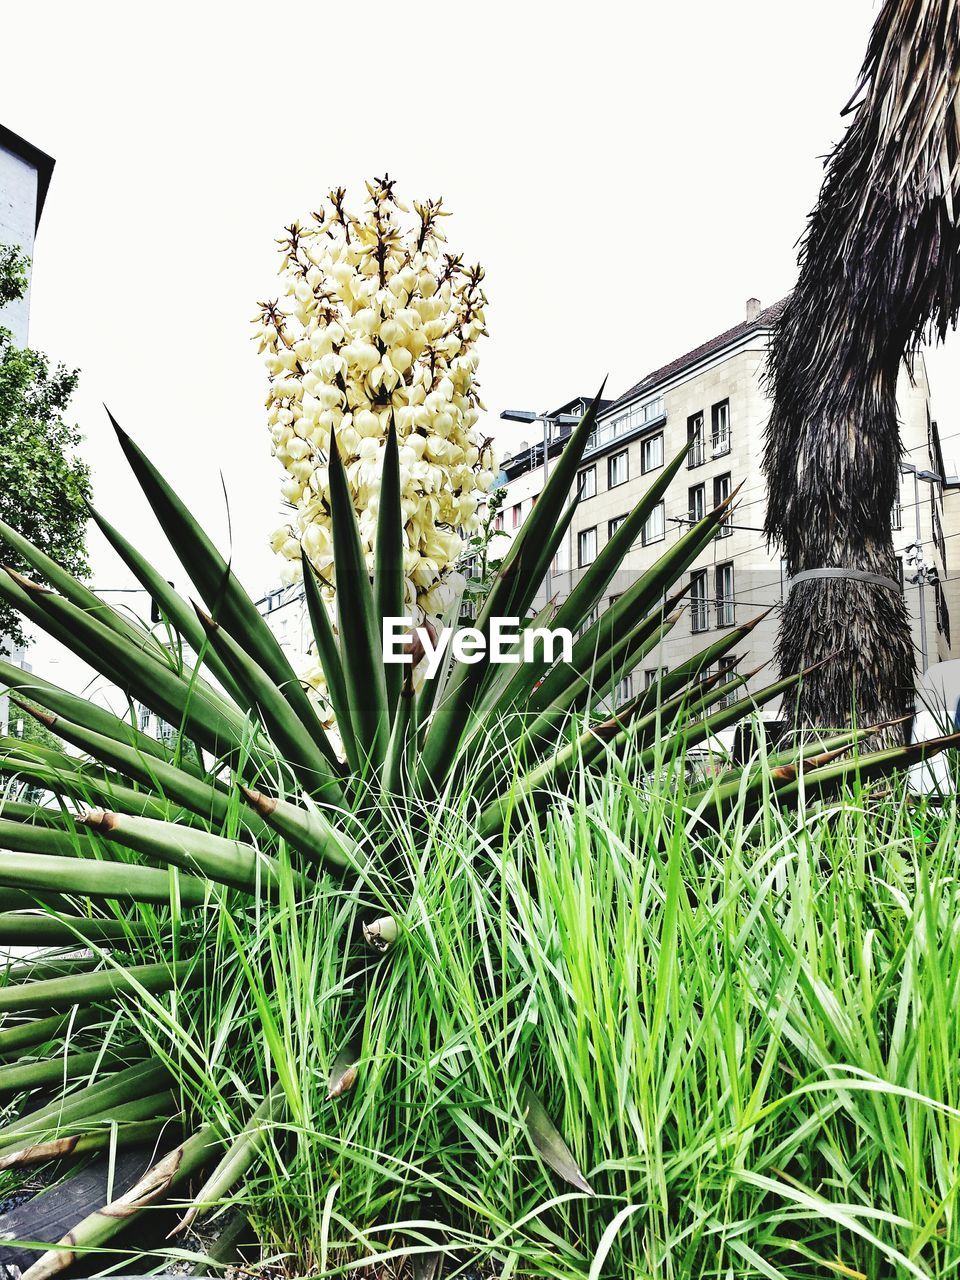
[0,124,55,733]
[259,581,313,667]
[495,299,955,716]
[0,124,54,344]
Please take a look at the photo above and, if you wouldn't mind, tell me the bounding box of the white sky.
[3,0,959,658]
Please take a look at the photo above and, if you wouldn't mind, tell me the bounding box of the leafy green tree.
[0,244,90,653]
[0,244,29,307]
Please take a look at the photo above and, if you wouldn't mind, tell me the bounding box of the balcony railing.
[715,597,735,628]
[687,437,706,468]
[690,600,710,632]
[712,427,731,456]
[588,396,664,454]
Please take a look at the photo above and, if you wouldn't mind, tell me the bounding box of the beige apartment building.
[494,298,957,719]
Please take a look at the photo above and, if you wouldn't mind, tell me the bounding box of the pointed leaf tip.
[104,405,127,439]
[191,601,217,632]
[520,1085,595,1195]
[9,697,56,729]
[239,785,277,817]
[3,566,49,595]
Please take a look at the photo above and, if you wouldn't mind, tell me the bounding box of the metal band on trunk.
[788,567,902,592]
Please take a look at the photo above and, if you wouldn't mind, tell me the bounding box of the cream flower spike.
[257,179,492,716]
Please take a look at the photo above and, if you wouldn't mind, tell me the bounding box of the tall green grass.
[125,735,960,1279]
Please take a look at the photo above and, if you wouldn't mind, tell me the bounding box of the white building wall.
[260,583,312,671]
[0,136,44,728]
[0,142,38,344]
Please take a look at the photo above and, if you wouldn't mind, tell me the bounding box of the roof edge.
[0,124,55,233]
[608,296,789,413]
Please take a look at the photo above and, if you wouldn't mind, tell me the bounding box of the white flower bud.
[286,438,311,461]
[354,409,380,437]
[351,342,380,372]
[390,347,413,374]
[270,526,291,553]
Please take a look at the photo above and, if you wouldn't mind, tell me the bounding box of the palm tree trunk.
[764,0,960,731]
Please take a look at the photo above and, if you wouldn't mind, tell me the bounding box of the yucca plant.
[0,391,955,1277]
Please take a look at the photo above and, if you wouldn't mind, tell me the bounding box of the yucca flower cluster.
[255,177,494,635]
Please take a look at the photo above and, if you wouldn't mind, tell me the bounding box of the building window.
[494,511,504,531]
[644,666,668,690]
[615,674,634,707]
[640,433,663,474]
[892,487,902,530]
[608,514,627,539]
[641,501,665,546]
[895,555,904,590]
[711,400,731,455]
[715,562,735,627]
[511,503,521,529]
[578,465,597,499]
[713,472,732,537]
[577,604,599,639]
[933,493,947,566]
[718,654,738,706]
[690,569,709,632]
[608,450,629,488]
[936,578,952,646]
[688,483,705,526]
[687,412,705,468]
[577,526,597,567]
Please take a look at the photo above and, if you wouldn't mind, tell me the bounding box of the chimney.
[745,297,761,322]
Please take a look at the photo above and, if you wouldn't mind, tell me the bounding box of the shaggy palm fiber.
[764,0,960,730]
